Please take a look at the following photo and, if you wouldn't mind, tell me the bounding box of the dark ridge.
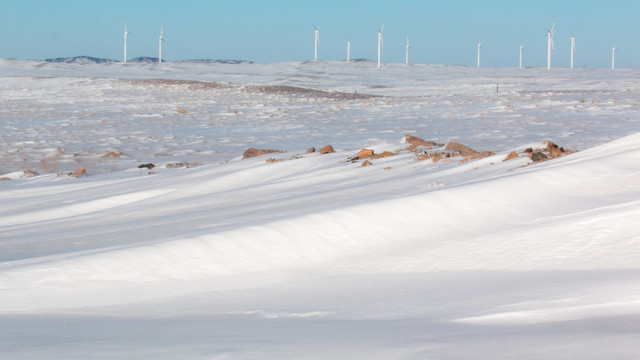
[45,56,115,64]
[248,85,376,100]
[176,59,253,64]
[128,57,160,63]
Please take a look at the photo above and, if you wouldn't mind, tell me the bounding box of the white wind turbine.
[612,44,618,70]
[123,20,128,63]
[519,45,524,68]
[570,31,576,69]
[313,25,320,61]
[347,40,351,62]
[546,19,556,70]
[477,42,482,67]
[377,24,384,69]
[158,23,166,63]
[405,36,410,65]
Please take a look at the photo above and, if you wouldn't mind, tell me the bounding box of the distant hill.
[43,56,252,65]
[45,56,115,64]
[176,59,253,64]
[129,57,163,63]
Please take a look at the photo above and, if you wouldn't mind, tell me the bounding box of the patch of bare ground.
[247,85,376,100]
[165,162,200,169]
[125,79,228,90]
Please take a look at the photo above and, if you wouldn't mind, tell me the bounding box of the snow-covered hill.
[1,60,639,359]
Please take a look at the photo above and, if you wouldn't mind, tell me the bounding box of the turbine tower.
[546,19,556,70]
[123,20,128,63]
[313,25,319,61]
[377,24,384,69]
[477,42,482,67]
[405,36,410,65]
[519,45,523,68]
[158,23,165,63]
[347,40,351,63]
[612,44,617,70]
[570,31,576,69]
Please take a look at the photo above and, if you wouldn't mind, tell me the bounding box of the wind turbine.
[570,31,576,69]
[347,40,351,62]
[158,23,166,63]
[313,25,320,61]
[519,45,523,68]
[405,36,410,65]
[123,20,128,63]
[546,19,556,70]
[612,44,618,70]
[477,42,482,67]
[377,24,384,69]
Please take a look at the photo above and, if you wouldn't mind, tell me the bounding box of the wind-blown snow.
[1,59,639,359]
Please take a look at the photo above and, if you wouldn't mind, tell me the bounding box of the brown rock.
[265,158,283,163]
[102,151,125,158]
[445,142,477,156]
[383,166,392,170]
[432,154,443,163]
[371,151,396,159]
[72,168,87,178]
[306,147,316,153]
[361,160,373,167]
[0,177,12,181]
[503,151,519,161]
[22,170,39,178]
[530,152,548,162]
[242,148,284,159]
[318,145,336,154]
[544,141,565,158]
[357,149,375,159]
[416,153,432,161]
[403,135,443,151]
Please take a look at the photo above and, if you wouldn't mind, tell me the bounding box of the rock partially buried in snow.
[402,134,443,151]
[22,170,39,178]
[523,141,577,163]
[102,151,126,158]
[242,148,284,159]
[371,151,397,159]
[72,168,87,178]
[356,149,375,159]
[361,160,373,167]
[503,151,519,161]
[445,142,477,157]
[530,152,548,162]
[318,145,336,154]
[306,147,316,153]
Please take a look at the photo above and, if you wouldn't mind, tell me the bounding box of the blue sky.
[1,0,638,68]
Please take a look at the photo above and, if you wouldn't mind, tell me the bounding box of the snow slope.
[1,60,639,359]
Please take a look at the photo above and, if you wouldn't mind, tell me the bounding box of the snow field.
[1,59,640,359]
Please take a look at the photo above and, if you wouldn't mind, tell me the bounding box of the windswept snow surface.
[1,60,640,359]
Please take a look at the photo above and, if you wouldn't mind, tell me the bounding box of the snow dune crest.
[2,132,639,313]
